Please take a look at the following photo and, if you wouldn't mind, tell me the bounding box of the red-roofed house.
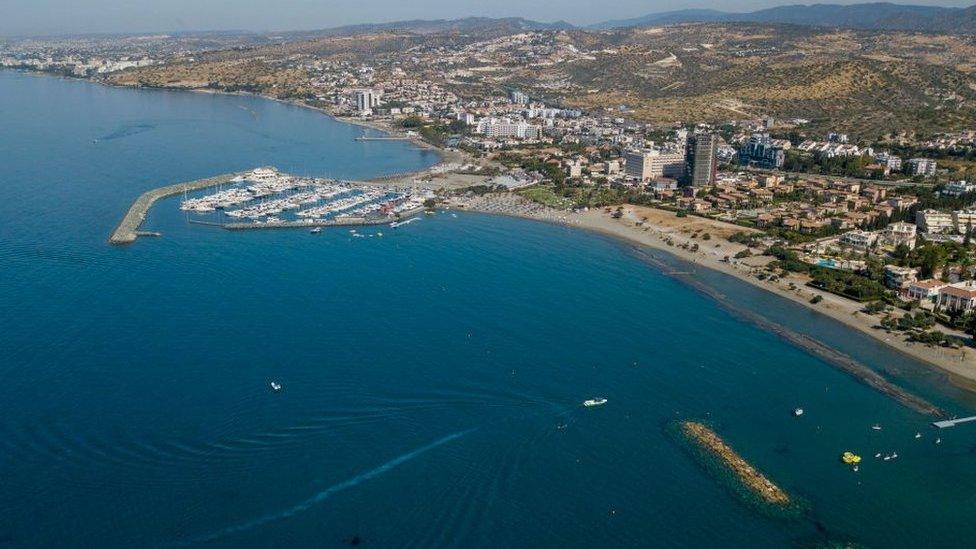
[938,281,976,312]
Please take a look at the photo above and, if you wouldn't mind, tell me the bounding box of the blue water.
[2,70,976,547]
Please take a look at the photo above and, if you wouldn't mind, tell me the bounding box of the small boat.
[841,451,862,465]
[883,455,892,461]
[270,381,282,392]
[377,232,383,237]
[891,452,899,459]
[874,453,882,458]
[936,438,942,444]
[871,424,882,431]
[915,432,922,439]
[853,465,859,472]
[793,408,804,417]
[310,227,322,234]
[583,398,608,407]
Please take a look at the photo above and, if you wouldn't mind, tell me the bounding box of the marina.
[111,167,432,243]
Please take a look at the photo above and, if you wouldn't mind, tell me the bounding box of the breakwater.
[109,171,244,244]
[672,420,805,520]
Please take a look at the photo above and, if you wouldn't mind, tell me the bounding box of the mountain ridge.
[589,3,976,33]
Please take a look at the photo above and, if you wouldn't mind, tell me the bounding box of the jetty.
[932,415,976,429]
[109,171,243,244]
[223,210,422,231]
[678,421,792,507]
[354,136,411,141]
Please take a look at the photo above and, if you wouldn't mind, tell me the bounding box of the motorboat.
[793,408,804,417]
[270,381,282,392]
[583,398,608,407]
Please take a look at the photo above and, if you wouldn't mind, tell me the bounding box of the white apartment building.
[938,281,976,312]
[624,149,686,182]
[907,158,937,177]
[840,229,878,250]
[916,209,954,233]
[475,118,541,140]
[353,89,382,113]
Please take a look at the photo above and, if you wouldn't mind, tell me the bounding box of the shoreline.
[451,195,976,397]
[25,69,974,394]
[179,87,463,182]
[7,70,456,185]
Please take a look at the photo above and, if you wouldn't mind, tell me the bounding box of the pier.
[354,136,411,141]
[932,416,976,429]
[224,208,423,231]
[109,171,244,244]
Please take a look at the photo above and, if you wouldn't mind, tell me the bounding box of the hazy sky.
[3,0,973,36]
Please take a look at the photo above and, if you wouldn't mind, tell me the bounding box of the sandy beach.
[452,195,976,391]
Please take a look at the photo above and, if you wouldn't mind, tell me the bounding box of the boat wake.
[175,428,474,545]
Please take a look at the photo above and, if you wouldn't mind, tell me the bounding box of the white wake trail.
[178,429,472,545]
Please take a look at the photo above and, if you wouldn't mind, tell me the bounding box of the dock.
[109,171,244,244]
[354,136,411,141]
[932,416,976,429]
[223,207,424,231]
[225,217,388,231]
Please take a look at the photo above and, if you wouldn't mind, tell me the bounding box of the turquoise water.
[2,70,976,547]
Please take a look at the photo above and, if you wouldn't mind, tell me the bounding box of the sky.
[2,0,973,36]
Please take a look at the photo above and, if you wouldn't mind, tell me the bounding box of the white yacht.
[270,381,282,392]
[583,398,607,407]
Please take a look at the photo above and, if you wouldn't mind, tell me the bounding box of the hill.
[591,3,976,33]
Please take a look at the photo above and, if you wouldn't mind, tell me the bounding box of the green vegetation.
[862,301,888,315]
[517,185,573,208]
[808,267,889,302]
[783,151,883,179]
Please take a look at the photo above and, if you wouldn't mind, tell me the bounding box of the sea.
[2,69,976,547]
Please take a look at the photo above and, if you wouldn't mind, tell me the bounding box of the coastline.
[20,69,974,393]
[180,87,463,180]
[452,195,976,394]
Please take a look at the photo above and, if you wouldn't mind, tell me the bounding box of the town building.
[944,181,976,197]
[883,265,918,290]
[916,209,954,234]
[510,90,529,105]
[906,279,948,303]
[738,133,785,169]
[475,118,542,140]
[906,158,937,177]
[353,89,382,113]
[685,133,718,187]
[880,221,917,250]
[625,148,686,182]
[938,281,976,312]
[840,229,878,250]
